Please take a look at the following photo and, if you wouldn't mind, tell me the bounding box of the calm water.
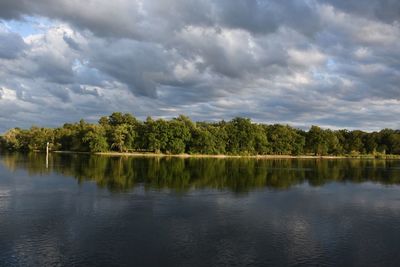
[1,153,400,266]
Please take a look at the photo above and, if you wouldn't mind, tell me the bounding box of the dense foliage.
[1,112,400,156]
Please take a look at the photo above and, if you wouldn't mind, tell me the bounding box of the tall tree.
[306,126,328,156]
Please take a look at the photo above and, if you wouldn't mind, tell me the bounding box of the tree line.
[1,112,400,156]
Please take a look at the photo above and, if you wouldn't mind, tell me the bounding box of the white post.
[46,142,49,169]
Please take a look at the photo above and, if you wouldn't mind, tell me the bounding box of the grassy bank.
[48,151,400,159]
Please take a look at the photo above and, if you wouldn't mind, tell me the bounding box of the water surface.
[1,153,400,266]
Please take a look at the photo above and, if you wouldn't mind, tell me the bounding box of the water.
[1,153,400,266]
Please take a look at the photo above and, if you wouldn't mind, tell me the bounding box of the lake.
[1,153,400,266]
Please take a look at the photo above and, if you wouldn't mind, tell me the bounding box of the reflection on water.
[2,152,400,192]
[1,153,400,266]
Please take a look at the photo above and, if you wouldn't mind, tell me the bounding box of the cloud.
[0,25,27,59]
[320,0,400,23]
[0,0,399,132]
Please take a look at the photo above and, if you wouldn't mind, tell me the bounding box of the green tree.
[306,126,328,156]
[253,124,270,154]
[110,124,129,152]
[266,124,303,155]
[165,118,191,154]
[325,130,343,155]
[347,130,365,154]
[226,117,256,154]
[363,132,378,154]
[83,125,108,152]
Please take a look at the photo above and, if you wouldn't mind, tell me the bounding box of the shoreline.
[95,152,344,159]
[47,151,400,160]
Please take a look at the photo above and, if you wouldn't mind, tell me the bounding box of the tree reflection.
[2,153,400,193]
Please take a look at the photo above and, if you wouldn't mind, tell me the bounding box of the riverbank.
[96,152,344,159]
[49,151,400,159]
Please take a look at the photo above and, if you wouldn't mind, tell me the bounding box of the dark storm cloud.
[0,0,399,131]
[62,34,80,51]
[320,0,400,23]
[0,1,27,19]
[87,39,172,97]
[69,84,100,97]
[33,55,74,84]
[0,28,27,59]
[0,0,397,38]
[0,1,322,39]
[0,0,142,38]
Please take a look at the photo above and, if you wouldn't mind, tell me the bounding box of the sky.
[0,0,399,133]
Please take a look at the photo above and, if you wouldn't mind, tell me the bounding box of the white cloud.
[0,1,399,132]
